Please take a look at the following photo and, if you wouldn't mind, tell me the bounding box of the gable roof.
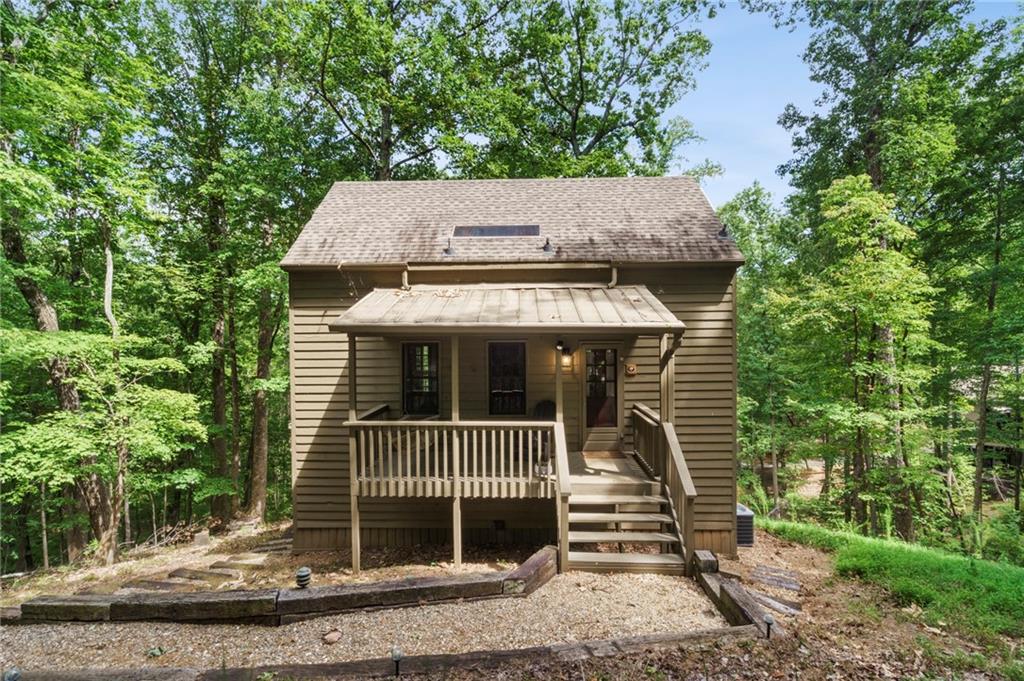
[280,176,743,269]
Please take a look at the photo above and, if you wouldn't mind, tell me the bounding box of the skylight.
[452,224,540,237]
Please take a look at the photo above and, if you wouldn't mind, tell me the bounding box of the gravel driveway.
[1,572,725,671]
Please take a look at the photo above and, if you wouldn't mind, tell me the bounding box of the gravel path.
[1,572,725,671]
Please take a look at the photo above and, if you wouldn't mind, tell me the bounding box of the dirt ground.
[3,527,1020,678]
[0,572,723,671]
[0,522,526,607]
[415,530,1023,680]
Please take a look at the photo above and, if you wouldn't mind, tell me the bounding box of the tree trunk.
[974,365,994,516]
[1014,358,1021,517]
[228,281,241,516]
[244,296,279,520]
[2,224,90,558]
[973,182,1003,518]
[244,220,283,520]
[40,483,49,569]
[64,489,87,563]
[208,192,231,523]
[14,498,33,572]
[851,311,868,528]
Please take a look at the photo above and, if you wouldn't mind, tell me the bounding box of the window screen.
[488,342,526,415]
[403,343,439,416]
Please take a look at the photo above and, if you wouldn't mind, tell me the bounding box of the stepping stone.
[121,578,197,592]
[751,565,801,592]
[168,567,241,586]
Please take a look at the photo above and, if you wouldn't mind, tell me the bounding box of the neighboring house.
[280,177,744,574]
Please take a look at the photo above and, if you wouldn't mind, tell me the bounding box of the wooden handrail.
[630,402,698,574]
[632,401,661,425]
[662,422,697,500]
[344,418,556,428]
[357,403,391,421]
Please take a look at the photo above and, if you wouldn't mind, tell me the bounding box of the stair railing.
[631,403,697,573]
[552,421,571,572]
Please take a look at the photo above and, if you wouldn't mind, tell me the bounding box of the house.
[280,177,744,574]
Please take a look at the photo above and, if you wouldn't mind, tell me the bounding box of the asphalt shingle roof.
[280,176,743,268]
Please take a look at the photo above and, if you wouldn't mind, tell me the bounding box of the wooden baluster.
[500,429,507,498]
[380,427,385,493]
[415,428,422,496]
[385,429,393,496]
[516,429,524,497]
[358,429,366,496]
[473,429,480,496]
[432,429,439,496]
[442,429,449,496]
[486,429,493,497]
[527,427,534,496]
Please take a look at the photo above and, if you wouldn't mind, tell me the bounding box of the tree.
[1,0,155,559]
[720,184,792,508]
[469,0,718,178]
[0,332,205,564]
[144,0,265,522]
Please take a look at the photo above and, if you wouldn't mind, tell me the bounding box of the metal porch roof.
[328,285,685,336]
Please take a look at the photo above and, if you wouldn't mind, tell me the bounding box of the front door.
[580,345,622,453]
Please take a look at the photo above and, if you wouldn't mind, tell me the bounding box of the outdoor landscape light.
[391,645,404,676]
[296,566,311,589]
[763,613,774,639]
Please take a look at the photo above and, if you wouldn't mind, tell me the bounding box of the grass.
[759,519,1024,642]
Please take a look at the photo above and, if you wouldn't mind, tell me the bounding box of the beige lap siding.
[620,266,738,558]
[289,271,564,550]
[289,266,738,555]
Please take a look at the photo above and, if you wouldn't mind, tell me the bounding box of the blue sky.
[675,1,1019,208]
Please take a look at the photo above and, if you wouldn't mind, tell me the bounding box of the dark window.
[585,348,617,428]
[403,343,439,416]
[488,342,526,415]
[453,224,540,237]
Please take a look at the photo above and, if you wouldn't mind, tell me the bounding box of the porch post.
[451,336,462,568]
[554,344,564,423]
[348,334,360,573]
[659,334,677,425]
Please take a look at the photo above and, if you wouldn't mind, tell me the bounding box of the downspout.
[608,265,618,288]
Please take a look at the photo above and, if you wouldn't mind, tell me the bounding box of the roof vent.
[541,238,553,253]
[717,224,731,239]
[453,225,540,237]
[442,238,455,256]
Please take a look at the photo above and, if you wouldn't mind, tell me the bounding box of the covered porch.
[333,284,696,574]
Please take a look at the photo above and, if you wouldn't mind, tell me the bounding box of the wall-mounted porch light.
[555,340,573,370]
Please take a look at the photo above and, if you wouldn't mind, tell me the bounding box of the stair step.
[569,531,678,543]
[568,512,673,524]
[567,551,686,575]
[569,494,665,506]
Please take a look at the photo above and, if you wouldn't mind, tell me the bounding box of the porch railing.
[342,418,562,499]
[631,402,697,570]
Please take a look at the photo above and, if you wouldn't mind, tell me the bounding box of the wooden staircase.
[564,457,687,574]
